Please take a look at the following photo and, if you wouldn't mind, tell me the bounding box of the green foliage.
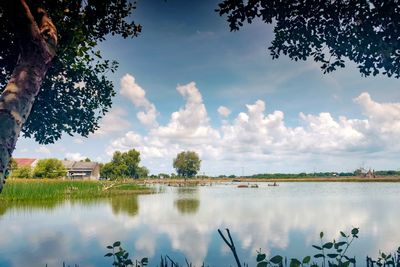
[173,151,201,178]
[105,241,148,267]
[100,150,148,180]
[10,166,32,179]
[0,0,141,144]
[367,247,400,266]
[0,179,148,201]
[32,158,66,178]
[256,228,360,267]
[217,1,400,78]
[137,166,149,178]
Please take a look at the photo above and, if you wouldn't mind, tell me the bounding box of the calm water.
[0,182,399,266]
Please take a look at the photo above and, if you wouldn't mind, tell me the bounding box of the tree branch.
[218,228,242,267]
[17,0,42,41]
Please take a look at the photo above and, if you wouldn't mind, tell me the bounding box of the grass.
[0,179,151,202]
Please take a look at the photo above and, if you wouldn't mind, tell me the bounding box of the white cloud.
[120,74,159,127]
[73,138,84,144]
[65,152,86,161]
[106,85,400,174]
[217,106,231,117]
[94,107,131,137]
[36,146,51,155]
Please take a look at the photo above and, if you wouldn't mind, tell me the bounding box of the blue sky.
[15,0,400,175]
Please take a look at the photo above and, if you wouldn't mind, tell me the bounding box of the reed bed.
[0,179,150,201]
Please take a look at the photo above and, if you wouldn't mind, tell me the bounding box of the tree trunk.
[0,1,57,192]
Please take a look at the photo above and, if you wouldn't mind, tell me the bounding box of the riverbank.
[144,176,400,185]
[0,179,152,201]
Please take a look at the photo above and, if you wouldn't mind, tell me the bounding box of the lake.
[0,182,399,266]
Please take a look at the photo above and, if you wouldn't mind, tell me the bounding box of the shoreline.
[143,176,400,184]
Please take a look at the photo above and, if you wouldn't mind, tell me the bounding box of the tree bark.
[0,0,57,192]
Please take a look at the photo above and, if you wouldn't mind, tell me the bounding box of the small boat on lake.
[237,184,249,188]
[250,184,259,188]
[268,182,279,187]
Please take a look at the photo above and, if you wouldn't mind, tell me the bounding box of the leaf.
[323,242,333,249]
[113,241,121,247]
[270,255,283,264]
[314,253,325,258]
[107,246,113,249]
[141,257,149,264]
[257,253,266,262]
[257,262,268,267]
[303,256,311,264]
[351,228,359,236]
[125,259,133,265]
[327,253,339,258]
[340,231,347,238]
[312,245,323,250]
[336,241,346,247]
[290,258,301,267]
[348,258,356,264]
[320,232,324,238]
[104,253,113,257]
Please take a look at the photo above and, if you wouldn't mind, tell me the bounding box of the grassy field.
[0,179,151,201]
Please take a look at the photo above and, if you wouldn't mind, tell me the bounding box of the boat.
[237,184,249,188]
[250,184,259,188]
[268,182,279,187]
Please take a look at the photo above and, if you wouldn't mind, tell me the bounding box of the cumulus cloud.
[120,74,158,127]
[217,106,231,117]
[95,107,131,136]
[106,85,400,174]
[65,152,86,161]
[36,146,51,155]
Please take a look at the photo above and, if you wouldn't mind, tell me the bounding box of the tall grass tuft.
[0,179,150,201]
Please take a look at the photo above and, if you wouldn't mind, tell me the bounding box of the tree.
[0,0,141,191]
[32,158,66,178]
[100,149,146,180]
[216,1,400,78]
[137,166,149,178]
[10,166,32,179]
[173,151,201,178]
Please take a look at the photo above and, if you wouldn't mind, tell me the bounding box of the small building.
[62,161,100,180]
[14,158,38,168]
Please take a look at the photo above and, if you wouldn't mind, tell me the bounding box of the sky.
[14,0,400,176]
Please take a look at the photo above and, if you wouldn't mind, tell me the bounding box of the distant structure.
[14,158,38,168]
[364,169,376,178]
[62,161,100,180]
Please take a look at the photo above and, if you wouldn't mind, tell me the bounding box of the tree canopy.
[173,151,201,178]
[32,158,66,178]
[100,149,148,180]
[216,0,400,78]
[0,0,141,144]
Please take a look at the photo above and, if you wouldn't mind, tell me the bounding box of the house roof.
[14,158,37,167]
[62,161,98,171]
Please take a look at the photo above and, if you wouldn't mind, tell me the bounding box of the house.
[14,158,38,168]
[62,161,100,180]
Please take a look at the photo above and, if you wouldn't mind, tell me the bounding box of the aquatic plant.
[105,241,148,267]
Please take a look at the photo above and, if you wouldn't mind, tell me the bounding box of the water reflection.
[110,195,139,217]
[174,187,200,215]
[0,183,399,266]
[174,198,200,215]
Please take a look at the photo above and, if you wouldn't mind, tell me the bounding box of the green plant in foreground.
[366,246,400,266]
[105,241,148,267]
[256,228,359,267]
[105,228,400,267]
